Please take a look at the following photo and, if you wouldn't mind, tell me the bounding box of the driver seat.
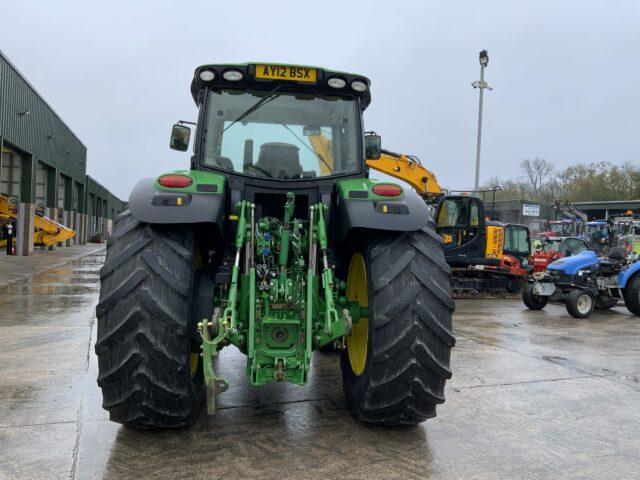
[255,142,303,178]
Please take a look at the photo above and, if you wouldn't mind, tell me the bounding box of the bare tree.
[483,159,640,204]
[520,158,554,197]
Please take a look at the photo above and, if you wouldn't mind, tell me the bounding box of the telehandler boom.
[0,194,75,247]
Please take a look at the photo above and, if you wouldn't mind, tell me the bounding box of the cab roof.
[190,62,372,110]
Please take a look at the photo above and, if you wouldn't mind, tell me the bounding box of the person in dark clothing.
[2,220,15,255]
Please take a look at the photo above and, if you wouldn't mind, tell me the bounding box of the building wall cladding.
[85,175,126,238]
[0,51,86,193]
[488,199,640,223]
[0,50,125,251]
[487,200,556,225]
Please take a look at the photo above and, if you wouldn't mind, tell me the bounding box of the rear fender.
[129,170,226,225]
[335,179,430,243]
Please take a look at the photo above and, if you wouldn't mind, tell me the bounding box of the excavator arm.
[365,149,443,202]
[307,132,443,202]
[555,202,588,236]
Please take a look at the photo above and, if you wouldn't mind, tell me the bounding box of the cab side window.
[574,240,588,254]
[561,238,588,256]
[469,200,479,234]
[437,198,468,230]
[436,197,481,248]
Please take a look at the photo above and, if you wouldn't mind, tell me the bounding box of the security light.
[479,50,489,66]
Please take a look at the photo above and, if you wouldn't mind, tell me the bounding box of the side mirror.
[364,133,381,160]
[170,124,191,151]
[303,125,321,137]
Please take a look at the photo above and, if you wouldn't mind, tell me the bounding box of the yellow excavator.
[308,133,529,294]
[0,194,75,249]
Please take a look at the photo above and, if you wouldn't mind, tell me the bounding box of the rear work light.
[351,80,368,92]
[372,184,402,197]
[199,69,216,81]
[158,175,193,188]
[223,69,243,81]
[327,77,346,88]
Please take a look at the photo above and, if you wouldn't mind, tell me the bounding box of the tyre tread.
[623,274,640,315]
[95,213,201,429]
[342,223,455,426]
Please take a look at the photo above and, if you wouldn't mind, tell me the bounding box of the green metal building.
[486,199,640,225]
[485,199,556,225]
[573,200,640,220]
[0,49,124,254]
[85,175,127,240]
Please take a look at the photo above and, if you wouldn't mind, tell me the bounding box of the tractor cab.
[610,215,640,256]
[435,194,502,266]
[170,63,374,185]
[587,220,610,251]
[161,63,396,226]
[544,220,574,238]
[503,223,532,266]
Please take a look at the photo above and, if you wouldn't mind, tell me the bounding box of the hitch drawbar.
[198,193,365,414]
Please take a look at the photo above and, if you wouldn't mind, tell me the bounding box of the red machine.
[530,236,590,273]
[498,253,530,292]
[528,219,549,238]
[540,220,574,239]
[538,203,589,239]
[531,249,562,273]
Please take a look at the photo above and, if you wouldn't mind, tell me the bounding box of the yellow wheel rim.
[346,253,368,376]
[189,352,200,377]
[190,250,203,378]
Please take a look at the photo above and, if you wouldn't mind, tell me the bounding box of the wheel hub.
[577,294,592,314]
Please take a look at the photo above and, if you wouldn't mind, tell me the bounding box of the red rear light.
[158,175,193,188]
[372,183,402,197]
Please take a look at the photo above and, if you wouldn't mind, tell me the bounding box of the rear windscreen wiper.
[223,85,282,133]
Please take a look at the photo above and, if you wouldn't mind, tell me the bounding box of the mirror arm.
[178,120,197,126]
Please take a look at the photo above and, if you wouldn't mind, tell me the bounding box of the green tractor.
[95,63,455,428]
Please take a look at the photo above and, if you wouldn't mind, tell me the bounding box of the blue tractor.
[522,247,640,318]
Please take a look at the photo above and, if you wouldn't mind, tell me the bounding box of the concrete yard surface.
[0,251,638,479]
[0,243,105,287]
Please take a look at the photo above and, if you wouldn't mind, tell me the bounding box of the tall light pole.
[472,49,492,191]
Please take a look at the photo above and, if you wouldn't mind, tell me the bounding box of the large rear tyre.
[566,290,595,319]
[340,225,456,426]
[95,211,203,429]
[623,274,640,316]
[522,284,548,310]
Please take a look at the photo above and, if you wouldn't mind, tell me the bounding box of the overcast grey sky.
[2,1,639,199]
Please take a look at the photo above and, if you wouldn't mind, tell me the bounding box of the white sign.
[523,204,541,217]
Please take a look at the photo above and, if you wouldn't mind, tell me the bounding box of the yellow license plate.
[255,64,316,83]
